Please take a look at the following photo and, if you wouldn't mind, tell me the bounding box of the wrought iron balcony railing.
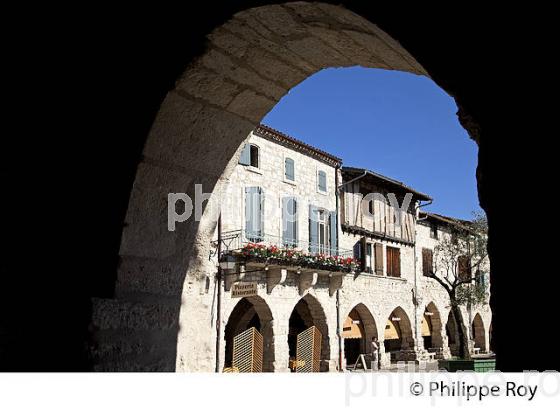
[213,229,354,259]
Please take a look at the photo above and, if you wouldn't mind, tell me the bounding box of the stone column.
[272,318,290,372]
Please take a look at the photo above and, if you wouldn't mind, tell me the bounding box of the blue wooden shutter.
[239,144,251,165]
[282,197,297,247]
[318,171,327,192]
[309,205,318,253]
[245,187,263,241]
[285,158,295,181]
[329,210,337,255]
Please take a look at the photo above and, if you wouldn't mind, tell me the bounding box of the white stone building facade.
[175,125,491,372]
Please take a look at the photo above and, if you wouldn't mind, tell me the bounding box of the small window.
[386,246,401,277]
[369,200,374,216]
[475,269,486,287]
[458,255,471,281]
[317,170,327,192]
[285,157,295,181]
[365,242,373,273]
[430,224,438,239]
[422,248,433,277]
[239,143,259,168]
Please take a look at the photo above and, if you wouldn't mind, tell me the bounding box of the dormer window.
[239,143,259,168]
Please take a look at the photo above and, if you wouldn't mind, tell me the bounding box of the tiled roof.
[254,124,342,167]
[342,166,432,201]
[419,211,475,232]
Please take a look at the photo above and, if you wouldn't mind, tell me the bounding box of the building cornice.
[254,124,342,168]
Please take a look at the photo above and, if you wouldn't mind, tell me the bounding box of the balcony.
[213,230,358,295]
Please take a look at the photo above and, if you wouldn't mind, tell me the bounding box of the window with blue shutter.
[285,157,295,181]
[245,186,263,242]
[329,210,337,255]
[239,144,259,168]
[318,170,327,192]
[476,270,486,287]
[282,197,298,247]
[239,144,250,165]
[309,205,319,253]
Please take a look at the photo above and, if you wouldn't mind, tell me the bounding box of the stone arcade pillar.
[272,315,290,372]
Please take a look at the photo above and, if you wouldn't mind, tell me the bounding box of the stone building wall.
[219,130,338,239]
[174,129,492,372]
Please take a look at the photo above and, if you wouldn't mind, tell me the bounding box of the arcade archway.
[224,296,274,372]
[472,313,486,353]
[342,303,378,368]
[384,307,414,361]
[288,294,329,372]
[421,302,444,352]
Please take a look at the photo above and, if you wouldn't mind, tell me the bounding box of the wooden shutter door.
[374,243,384,275]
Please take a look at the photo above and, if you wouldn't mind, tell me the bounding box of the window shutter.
[386,247,392,276]
[318,171,327,192]
[353,240,362,266]
[387,247,400,277]
[395,248,401,277]
[422,248,433,276]
[360,237,367,272]
[239,144,251,165]
[309,205,319,253]
[285,158,295,181]
[478,270,486,287]
[259,187,264,239]
[245,187,263,241]
[282,197,297,247]
[329,210,337,255]
[458,256,471,281]
[374,243,384,275]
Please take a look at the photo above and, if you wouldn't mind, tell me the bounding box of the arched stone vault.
[288,294,330,369]
[423,301,444,350]
[223,296,275,371]
[90,2,480,371]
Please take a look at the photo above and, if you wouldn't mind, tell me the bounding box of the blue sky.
[262,67,482,220]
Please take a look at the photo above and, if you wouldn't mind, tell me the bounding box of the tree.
[428,212,489,359]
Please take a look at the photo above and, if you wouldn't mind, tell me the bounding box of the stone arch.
[384,306,414,355]
[92,1,484,371]
[422,302,444,351]
[472,313,486,353]
[288,294,330,371]
[224,296,274,372]
[342,303,378,367]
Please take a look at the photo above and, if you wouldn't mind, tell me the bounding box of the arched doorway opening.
[472,313,486,353]
[446,310,460,357]
[342,304,378,368]
[224,296,274,372]
[288,294,329,372]
[384,307,414,361]
[421,302,443,352]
